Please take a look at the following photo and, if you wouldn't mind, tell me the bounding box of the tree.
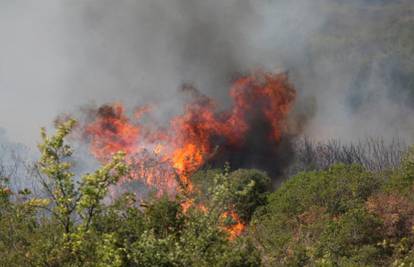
[2,119,261,267]
[126,167,262,267]
[34,119,128,266]
[192,167,271,223]
[251,164,384,266]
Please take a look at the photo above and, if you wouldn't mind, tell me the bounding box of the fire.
[85,103,142,160]
[222,211,245,240]
[82,71,296,238]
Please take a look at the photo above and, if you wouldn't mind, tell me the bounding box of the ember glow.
[222,211,245,240]
[83,71,296,237]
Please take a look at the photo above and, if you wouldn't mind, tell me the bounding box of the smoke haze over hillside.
[1,0,414,147]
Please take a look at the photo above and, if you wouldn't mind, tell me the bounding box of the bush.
[252,164,385,266]
[264,164,381,217]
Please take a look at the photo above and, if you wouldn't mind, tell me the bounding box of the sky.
[1,0,413,148]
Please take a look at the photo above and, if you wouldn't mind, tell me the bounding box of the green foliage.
[5,2,414,266]
[264,164,381,217]
[0,120,261,266]
[38,119,128,236]
[228,169,271,222]
[250,155,414,266]
[38,119,78,233]
[252,164,386,266]
[142,195,185,238]
[385,147,414,197]
[123,193,261,267]
[401,147,414,181]
[77,151,128,228]
[316,208,383,265]
[193,167,271,223]
[4,122,414,266]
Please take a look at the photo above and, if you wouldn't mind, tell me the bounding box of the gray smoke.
[1,0,414,147]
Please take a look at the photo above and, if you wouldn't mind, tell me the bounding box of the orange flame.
[222,211,246,240]
[82,71,296,238]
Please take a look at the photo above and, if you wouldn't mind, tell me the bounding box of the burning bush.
[82,71,296,197]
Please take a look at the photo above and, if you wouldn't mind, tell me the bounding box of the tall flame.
[82,71,296,238]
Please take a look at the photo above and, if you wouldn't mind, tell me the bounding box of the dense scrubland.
[1,121,414,267]
[2,1,414,266]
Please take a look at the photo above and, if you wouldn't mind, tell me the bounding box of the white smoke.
[0,0,413,147]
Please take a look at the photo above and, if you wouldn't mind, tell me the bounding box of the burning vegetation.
[81,71,296,238]
[4,1,414,265]
[84,71,295,194]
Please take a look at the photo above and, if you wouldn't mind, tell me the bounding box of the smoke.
[1,0,414,146]
[298,1,414,142]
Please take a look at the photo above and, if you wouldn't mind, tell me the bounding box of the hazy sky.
[0,1,66,146]
[1,0,413,148]
[0,0,321,146]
